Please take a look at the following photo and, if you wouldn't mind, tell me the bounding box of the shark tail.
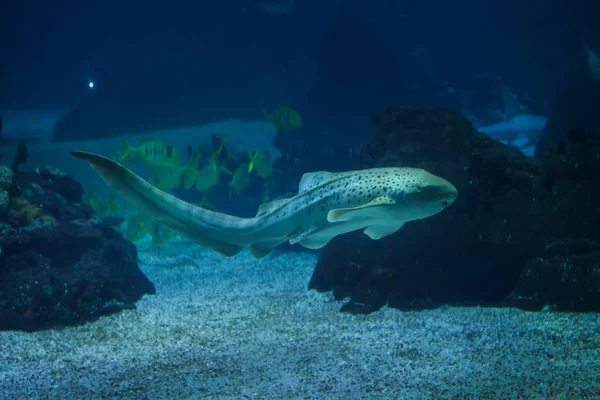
[71,151,247,257]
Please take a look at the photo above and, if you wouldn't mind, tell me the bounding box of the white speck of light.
[88,81,94,89]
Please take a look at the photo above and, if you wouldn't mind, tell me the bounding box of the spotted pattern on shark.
[72,151,458,258]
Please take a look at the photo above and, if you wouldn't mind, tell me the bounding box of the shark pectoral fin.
[327,208,361,223]
[297,235,333,250]
[288,226,317,245]
[327,196,395,223]
[363,222,404,240]
[250,245,270,258]
[211,242,245,257]
[250,239,284,258]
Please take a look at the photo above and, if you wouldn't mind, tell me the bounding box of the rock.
[536,61,600,155]
[0,166,13,189]
[543,239,599,258]
[6,167,87,226]
[0,190,8,213]
[37,166,84,203]
[505,240,600,311]
[309,106,600,313]
[0,169,155,331]
[10,141,29,172]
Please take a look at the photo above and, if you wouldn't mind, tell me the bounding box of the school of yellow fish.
[86,105,305,246]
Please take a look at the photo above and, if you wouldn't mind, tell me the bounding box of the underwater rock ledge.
[309,106,600,314]
[0,166,155,331]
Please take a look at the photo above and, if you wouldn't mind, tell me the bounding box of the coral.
[0,168,155,331]
[0,166,10,214]
[0,166,13,189]
[38,214,57,224]
[8,197,41,226]
[37,166,83,203]
[0,189,8,214]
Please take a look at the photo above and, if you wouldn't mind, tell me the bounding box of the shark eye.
[417,186,422,192]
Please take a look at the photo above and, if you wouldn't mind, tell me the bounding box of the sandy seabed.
[1,238,599,400]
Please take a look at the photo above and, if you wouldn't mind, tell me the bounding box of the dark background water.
[1,0,599,149]
[2,0,597,105]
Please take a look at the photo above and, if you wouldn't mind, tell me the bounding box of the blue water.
[1,1,600,398]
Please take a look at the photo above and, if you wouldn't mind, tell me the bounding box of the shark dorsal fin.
[255,197,292,217]
[298,171,335,192]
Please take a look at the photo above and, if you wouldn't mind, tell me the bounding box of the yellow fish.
[248,149,273,177]
[261,105,303,132]
[229,165,251,197]
[114,148,134,169]
[148,166,182,192]
[124,213,147,242]
[147,149,204,192]
[86,188,119,216]
[119,139,181,168]
[150,222,177,247]
[209,138,230,172]
[195,162,221,192]
[192,147,233,192]
[180,152,204,189]
[107,190,119,215]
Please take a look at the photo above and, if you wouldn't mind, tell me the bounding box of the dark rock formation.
[10,141,28,172]
[505,239,600,312]
[0,166,154,331]
[309,106,600,313]
[0,167,12,214]
[536,61,600,155]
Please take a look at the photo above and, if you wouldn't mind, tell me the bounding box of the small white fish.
[583,42,600,81]
[478,114,548,155]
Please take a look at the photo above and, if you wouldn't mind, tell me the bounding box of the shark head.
[387,168,458,221]
[322,168,458,243]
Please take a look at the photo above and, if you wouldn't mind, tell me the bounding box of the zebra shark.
[72,151,458,258]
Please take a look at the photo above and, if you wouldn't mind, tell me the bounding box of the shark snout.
[401,172,458,216]
[422,174,458,210]
[438,181,458,208]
